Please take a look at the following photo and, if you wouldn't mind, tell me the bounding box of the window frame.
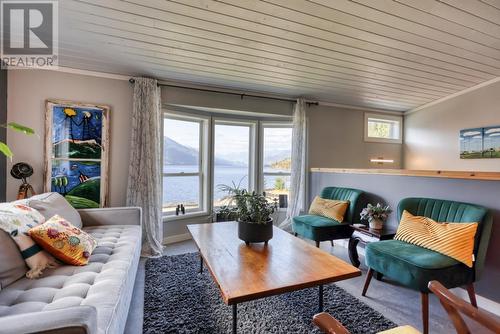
[162,112,210,219]
[259,122,293,200]
[364,112,403,144]
[212,118,257,206]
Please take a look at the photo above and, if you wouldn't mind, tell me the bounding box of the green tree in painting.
[52,176,69,195]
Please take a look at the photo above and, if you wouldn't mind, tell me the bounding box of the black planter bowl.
[238,218,273,245]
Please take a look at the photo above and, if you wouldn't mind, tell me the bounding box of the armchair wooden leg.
[362,268,374,296]
[330,240,334,247]
[466,283,478,308]
[421,292,429,334]
[315,241,320,248]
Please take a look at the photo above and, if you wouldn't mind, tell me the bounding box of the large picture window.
[162,110,293,219]
[163,115,206,215]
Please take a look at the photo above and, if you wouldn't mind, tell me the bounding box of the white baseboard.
[333,240,500,316]
[163,233,192,245]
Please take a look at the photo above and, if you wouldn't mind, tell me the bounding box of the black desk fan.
[10,162,36,200]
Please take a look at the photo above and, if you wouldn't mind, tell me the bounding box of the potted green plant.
[219,182,276,245]
[360,203,392,230]
[233,189,276,245]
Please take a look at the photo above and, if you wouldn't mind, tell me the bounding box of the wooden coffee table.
[188,222,361,333]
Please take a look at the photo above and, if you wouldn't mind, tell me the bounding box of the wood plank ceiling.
[59,0,500,112]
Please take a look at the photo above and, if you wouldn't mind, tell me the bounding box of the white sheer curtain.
[127,77,164,257]
[280,98,307,232]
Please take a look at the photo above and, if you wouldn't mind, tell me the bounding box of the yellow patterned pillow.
[395,210,478,267]
[29,215,97,266]
[309,196,349,222]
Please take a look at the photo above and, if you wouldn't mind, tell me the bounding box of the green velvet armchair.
[292,187,365,247]
[362,197,493,334]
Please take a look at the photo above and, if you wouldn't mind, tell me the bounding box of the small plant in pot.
[360,203,392,230]
[214,205,238,222]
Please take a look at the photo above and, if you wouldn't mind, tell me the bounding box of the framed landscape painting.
[44,100,110,208]
[460,126,500,159]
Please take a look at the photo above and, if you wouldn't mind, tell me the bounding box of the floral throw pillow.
[0,203,45,233]
[29,215,97,266]
[0,203,58,279]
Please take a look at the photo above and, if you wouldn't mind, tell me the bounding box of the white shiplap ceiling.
[58,0,500,112]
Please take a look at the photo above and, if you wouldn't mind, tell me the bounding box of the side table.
[348,224,397,270]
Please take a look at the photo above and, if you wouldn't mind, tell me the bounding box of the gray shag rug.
[144,253,396,334]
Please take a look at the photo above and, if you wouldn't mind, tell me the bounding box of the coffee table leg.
[199,254,203,273]
[232,304,237,334]
[318,285,324,312]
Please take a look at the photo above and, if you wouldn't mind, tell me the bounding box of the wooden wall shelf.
[310,168,500,181]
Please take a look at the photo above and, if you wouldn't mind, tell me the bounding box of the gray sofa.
[0,206,142,334]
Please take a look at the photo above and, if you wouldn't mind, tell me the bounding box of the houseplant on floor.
[360,203,392,230]
[222,186,276,245]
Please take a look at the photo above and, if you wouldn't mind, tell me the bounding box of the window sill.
[364,137,402,144]
[163,211,211,222]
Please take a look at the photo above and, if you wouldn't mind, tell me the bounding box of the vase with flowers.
[360,203,392,230]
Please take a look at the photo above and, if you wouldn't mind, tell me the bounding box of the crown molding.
[406,76,500,115]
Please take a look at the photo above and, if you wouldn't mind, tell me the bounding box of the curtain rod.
[128,78,318,106]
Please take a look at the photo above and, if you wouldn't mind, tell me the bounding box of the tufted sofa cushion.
[0,224,141,334]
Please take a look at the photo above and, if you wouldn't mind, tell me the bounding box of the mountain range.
[164,137,290,167]
[164,137,244,166]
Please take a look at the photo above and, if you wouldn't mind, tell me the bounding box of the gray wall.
[404,80,500,171]
[163,86,294,117]
[308,105,403,169]
[310,171,500,303]
[0,69,6,202]
[6,70,134,206]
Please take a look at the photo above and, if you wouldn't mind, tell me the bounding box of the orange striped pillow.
[395,210,478,267]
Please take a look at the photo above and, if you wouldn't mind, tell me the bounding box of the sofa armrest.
[78,207,142,227]
[0,306,97,334]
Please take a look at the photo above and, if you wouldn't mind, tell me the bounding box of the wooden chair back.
[428,281,500,334]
